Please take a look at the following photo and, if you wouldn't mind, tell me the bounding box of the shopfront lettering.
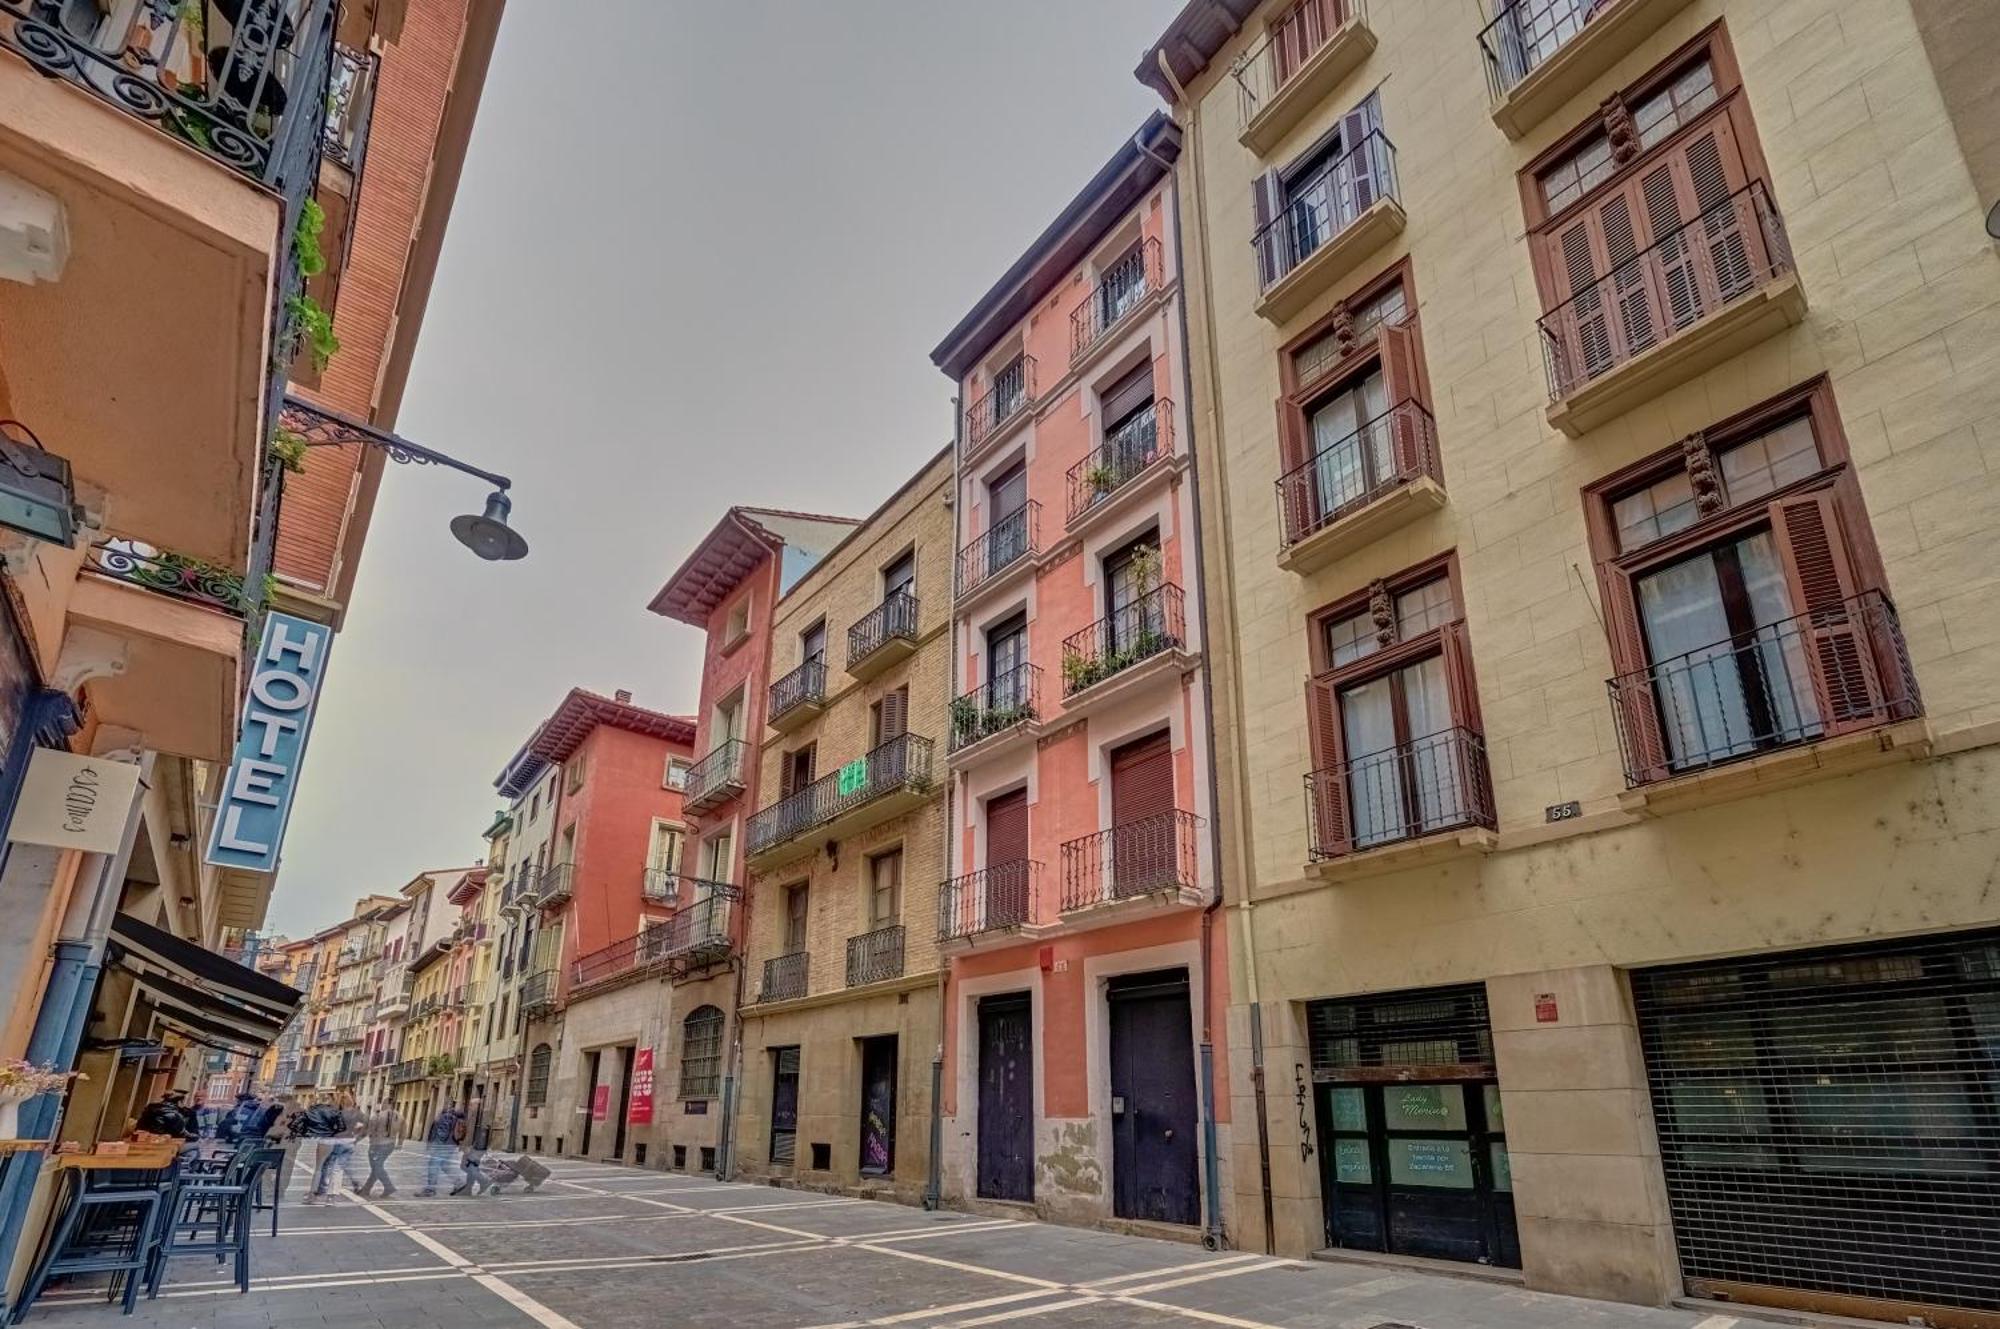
[205,612,333,873]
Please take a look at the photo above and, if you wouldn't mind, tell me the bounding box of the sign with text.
[205,612,333,874]
[628,1048,655,1125]
[591,1083,610,1122]
[9,749,142,853]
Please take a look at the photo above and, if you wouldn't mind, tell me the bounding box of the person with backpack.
[134,1090,191,1139]
[450,1097,493,1196]
[305,1092,360,1204]
[417,1100,463,1197]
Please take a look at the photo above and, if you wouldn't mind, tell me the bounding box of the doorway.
[858,1035,897,1176]
[579,1049,601,1158]
[1107,969,1200,1225]
[611,1045,633,1160]
[769,1046,800,1168]
[976,993,1034,1201]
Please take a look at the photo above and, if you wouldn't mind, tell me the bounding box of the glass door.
[1337,654,1460,850]
[1308,367,1390,522]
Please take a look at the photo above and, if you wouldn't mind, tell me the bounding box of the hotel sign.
[205,611,333,874]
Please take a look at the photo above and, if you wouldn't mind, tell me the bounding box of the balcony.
[768,657,828,733]
[389,1059,425,1086]
[653,886,738,973]
[1067,401,1177,535]
[847,591,921,681]
[1059,583,1191,719]
[518,968,558,1017]
[1541,182,1803,438]
[425,1053,458,1080]
[846,925,905,987]
[963,355,1036,461]
[746,732,936,869]
[1234,0,1378,155]
[683,738,749,815]
[948,664,1043,765]
[1059,811,1203,915]
[956,503,1040,602]
[1068,239,1165,372]
[1253,131,1403,325]
[1306,727,1496,865]
[504,864,542,910]
[536,863,574,909]
[1479,0,1697,139]
[761,951,808,1003]
[1608,590,1923,798]
[642,868,679,905]
[1276,400,1446,575]
[938,862,1041,945]
[572,930,669,990]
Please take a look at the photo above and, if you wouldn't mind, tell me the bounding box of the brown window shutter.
[1603,565,1670,785]
[1438,619,1483,735]
[1378,320,1426,476]
[986,790,1028,867]
[1110,731,1174,826]
[1251,170,1284,288]
[1769,492,1885,733]
[1305,674,1349,856]
[882,687,908,743]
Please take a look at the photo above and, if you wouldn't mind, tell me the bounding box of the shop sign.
[1535,993,1559,1023]
[205,612,332,873]
[628,1048,654,1125]
[8,748,141,853]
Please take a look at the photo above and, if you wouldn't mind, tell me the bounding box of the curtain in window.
[1310,368,1389,517]
[1340,655,1455,849]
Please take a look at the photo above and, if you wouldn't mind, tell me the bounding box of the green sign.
[1329,1087,1367,1133]
[1334,1138,1372,1184]
[1388,1138,1474,1188]
[838,758,868,796]
[1384,1084,1466,1131]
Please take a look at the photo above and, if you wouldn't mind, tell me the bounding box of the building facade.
[731,449,954,1202]
[1144,0,2000,1322]
[929,117,1231,1238]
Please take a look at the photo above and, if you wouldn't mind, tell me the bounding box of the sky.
[267,0,1179,936]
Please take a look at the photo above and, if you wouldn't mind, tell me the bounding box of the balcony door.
[987,463,1029,573]
[985,789,1030,929]
[1109,731,1174,897]
[800,620,826,666]
[987,614,1027,710]
[1308,366,1389,520]
[883,550,915,604]
[1104,533,1164,654]
[1338,655,1461,851]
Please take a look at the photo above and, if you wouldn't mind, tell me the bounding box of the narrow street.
[23,1158,1736,1329]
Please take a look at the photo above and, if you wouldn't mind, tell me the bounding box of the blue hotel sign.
[204,611,333,873]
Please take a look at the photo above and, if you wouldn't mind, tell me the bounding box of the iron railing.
[1540,182,1793,402]
[389,1059,425,1085]
[761,951,808,1002]
[1306,727,1495,859]
[1478,0,1604,101]
[747,732,935,855]
[769,657,827,727]
[518,968,558,1015]
[572,932,661,988]
[965,355,1036,452]
[84,539,249,613]
[1069,239,1163,364]
[950,664,1041,753]
[1060,583,1186,697]
[1252,129,1399,291]
[655,884,738,959]
[1068,401,1173,526]
[642,868,679,904]
[1059,810,1202,912]
[847,592,920,671]
[504,864,542,909]
[1607,589,1919,787]
[1276,400,1439,548]
[683,738,749,812]
[322,40,375,167]
[536,863,574,909]
[938,862,1039,941]
[956,503,1040,596]
[1232,0,1364,128]
[846,925,905,987]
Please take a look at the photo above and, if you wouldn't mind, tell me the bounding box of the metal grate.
[1632,929,2000,1319]
[1308,983,1495,1081]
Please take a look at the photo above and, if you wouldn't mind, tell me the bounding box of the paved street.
[17,1156,1755,1329]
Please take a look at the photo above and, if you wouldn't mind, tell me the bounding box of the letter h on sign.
[205,611,334,873]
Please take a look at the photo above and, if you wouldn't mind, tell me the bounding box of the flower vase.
[0,1093,23,1142]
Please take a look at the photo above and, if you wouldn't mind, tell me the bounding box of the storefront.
[1633,929,2000,1327]
[1308,983,1517,1268]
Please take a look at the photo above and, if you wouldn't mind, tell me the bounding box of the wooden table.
[49,1141,181,1172]
[0,1139,50,1154]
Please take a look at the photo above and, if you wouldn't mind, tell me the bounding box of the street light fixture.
[451,489,529,562]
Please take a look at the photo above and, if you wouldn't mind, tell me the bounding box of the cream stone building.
[733,447,954,1201]
[1142,0,2000,1322]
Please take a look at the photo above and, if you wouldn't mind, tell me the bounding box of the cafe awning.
[107,914,302,1056]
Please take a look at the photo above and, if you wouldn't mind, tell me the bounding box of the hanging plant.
[293,198,327,279]
[269,427,308,474]
[286,292,340,372]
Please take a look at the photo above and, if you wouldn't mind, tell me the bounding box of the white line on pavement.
[485,1237,822,1274]
[1079,1253,1271,1288]
[1108,1259,1293,1298]
[351,1190,585,1329]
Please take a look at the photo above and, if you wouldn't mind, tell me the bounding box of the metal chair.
[9,1185,165,1321]
[249,1144,287,1236]
[144,1151,275,1299]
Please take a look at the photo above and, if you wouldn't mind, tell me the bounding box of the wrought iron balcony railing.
[1068,401,1173,527]
[1059,810,1202,912]
[1607,589,1919,788]
[747,732,935,855]
[1252,130,1399,291]
[84,540,251,615]
[1540,182,1793,403]
[573,931,663,989]
[504,864,543,909]
[1069,239,1164,365]
[682,738,749,813]
[1233,0,1363,127]
[1276,400,1439,548]
[389,1059,425,1085]
[950,663,1041,754]
[518,968,558,1015]
[642,868,679,904]
[846,925,904,987]
[848,592,920,672]
[322,40,377,168]
[1477,0,1598,101]
[536,863,574,909]
[956,503,1040,597]
[769,657,828,727]
[1060,583,1186,697]
[654,882,739,961]
[762,951,808,1002]
[1306,726,1495,860]
[965,355,1036,452]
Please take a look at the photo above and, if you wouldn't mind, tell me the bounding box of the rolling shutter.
[1769,492,1884,735]
[986,790,1028,868]
[1110,731,1174,826]
[1102,362,1155,425]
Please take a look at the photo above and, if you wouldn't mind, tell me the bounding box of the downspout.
[925,397,963,1212]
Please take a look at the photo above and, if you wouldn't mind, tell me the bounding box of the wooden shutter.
[1252,171,1285,288]
[1378,320,1426,478]
[1337,100,1380,218]
[1769,492,1884,735]
[872,687,909,746]
[1603,565,1670,785]
[1305,674,1348,857]
[1110,732,1175,826]
[986,790,1028,867]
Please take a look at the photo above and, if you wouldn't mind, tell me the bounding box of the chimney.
[614,689,632,703]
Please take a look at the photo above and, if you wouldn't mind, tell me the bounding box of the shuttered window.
[986,789,1029,868]
[1110,731,1175,828]
[1100,361,1155,428]
[871,686,909,747]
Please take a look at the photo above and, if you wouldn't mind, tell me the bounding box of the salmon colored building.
[930,114,1229,1239]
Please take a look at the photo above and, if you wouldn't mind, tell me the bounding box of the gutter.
[925,395,964,1213]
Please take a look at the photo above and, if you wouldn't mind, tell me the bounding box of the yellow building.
[733,447,954,1200]
[1145,0,2000,1322]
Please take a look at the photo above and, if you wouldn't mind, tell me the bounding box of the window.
[986,613,1028,709]
[679,1006,724,1099]
[724,598,750,644]
[985,463,1030,572]
[565,754,586,794]
[1633,58,1717,150]
[1539,135,1615,214]
[989,353,1028,421]
[649,821,684,874]
[883,550,916,603]
[1293,281,1409,389]
[871,687,909,747]
[526,1043,552,1106]
[528,791,540,821]
[1097,241,1148,327]
[715,688,745,744]
[868,849,902,928]
[1104,531,1163,630]
[800,619,826,665]
[782,744,816,798]
[1613,471,1699,550]
[665,758,691,791]
[1252,91,1389,286]
[783,884,809,953]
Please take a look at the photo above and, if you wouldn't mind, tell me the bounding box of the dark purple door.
[1108,970,1200,1225]
[859,1035,897,1176]
[769,1047,799,1168]
[977,993,1034,1201]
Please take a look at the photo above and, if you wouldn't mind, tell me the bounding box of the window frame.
[664,756,691,791]
[866,847,903,928]
[526,1043,552,1106]
[678,1006,725,1100]
[1276,260,1428,472]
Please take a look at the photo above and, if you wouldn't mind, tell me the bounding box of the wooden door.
[976,994,1034,1201]
[1108,970,1200,1226]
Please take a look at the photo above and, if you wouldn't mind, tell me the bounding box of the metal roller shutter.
[1632,929,2000,1324]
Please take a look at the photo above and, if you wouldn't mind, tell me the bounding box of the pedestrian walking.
[264,1095,305,1198]
[353,1100,403,1198]
[307,1092,360,1204]
[451,1097,493,1196]
[417,1100,464,1197]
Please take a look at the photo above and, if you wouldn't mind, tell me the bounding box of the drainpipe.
[926,395,963,1213]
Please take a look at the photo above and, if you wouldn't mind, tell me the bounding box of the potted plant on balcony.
[1086,462,1118,505]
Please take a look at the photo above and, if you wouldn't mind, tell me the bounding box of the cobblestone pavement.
[21,1156,1747,1329]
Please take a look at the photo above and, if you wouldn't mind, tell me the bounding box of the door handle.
[1163,1129,1174,1141]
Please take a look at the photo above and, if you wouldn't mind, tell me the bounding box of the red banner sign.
[591,1083,610,1122]
[628,1048,655,1125]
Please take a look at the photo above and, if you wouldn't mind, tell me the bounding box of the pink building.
[930,114,1228,1236]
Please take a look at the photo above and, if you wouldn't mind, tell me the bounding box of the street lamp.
[280,397,528,561]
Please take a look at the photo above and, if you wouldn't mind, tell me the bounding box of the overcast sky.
[267,0,1177,936]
